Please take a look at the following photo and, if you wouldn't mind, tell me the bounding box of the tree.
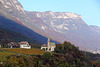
[65,62,69,67]
[5,56,19,67]
[54,44,64,53]
[46,63,50,67]
[18,56,25,67]
[42,52,51,58]
[58,64,65,67]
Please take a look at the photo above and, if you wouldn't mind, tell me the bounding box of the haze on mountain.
[0,0,100,53]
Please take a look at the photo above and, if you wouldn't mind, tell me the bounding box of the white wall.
[20,44,31,49]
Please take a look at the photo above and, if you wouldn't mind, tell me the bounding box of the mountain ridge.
[0,0,100,53]
[0,0,59,44]
[26,11,100,52]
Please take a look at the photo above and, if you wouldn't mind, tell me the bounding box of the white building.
[19,41,31,49]
[41,38,56,51]
[41,44,47,50]
[49,42,56,51]
[8,42,16,48]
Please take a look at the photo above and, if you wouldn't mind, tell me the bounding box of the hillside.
[26,11,100,53]
[0,48,45,62]
[1,48,45,55]
[0,0,58,44]
[0,41,99,67]
[0,27,41,45]
[2,41,94,67]
[0,0,100,53]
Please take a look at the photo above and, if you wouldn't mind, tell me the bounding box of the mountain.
[89,25,100,33]
[0,15,48,44]
[26,11,100,52]
[0,0,100,53]
[0,27,41,44]
[0,0,58,44]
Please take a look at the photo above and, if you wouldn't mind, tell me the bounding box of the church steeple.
[47,38,50,51]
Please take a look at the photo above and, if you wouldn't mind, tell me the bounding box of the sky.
[18,0,100,27]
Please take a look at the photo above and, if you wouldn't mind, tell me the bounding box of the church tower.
[47,38,50,51]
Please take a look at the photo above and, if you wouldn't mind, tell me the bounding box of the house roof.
[19,41,28,44]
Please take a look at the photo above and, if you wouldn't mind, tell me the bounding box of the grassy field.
[0,48,45,61]
[0,48,45,55]
[0,50,16,61]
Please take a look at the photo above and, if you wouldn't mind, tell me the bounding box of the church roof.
[50,42,55,46]
[41,44,47,47]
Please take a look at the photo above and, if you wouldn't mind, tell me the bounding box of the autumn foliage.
[2,41,94,67]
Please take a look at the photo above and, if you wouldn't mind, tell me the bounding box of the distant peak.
[44,11,54,13]
[44,11,53,12]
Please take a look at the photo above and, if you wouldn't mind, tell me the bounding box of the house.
[7,42,17,48]
[41,38,56,51]
[19,41,31,49]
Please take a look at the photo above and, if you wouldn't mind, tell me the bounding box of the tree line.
[1,41,97,67]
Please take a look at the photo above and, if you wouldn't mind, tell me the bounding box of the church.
[41,38,56,51]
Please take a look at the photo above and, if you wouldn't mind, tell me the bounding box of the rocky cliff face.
[0,0,54,44]
[0,0,39,31]
[26,11,100,52]
[89,25,100,33]
[0,0,25,21]
[0,0,100,53]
